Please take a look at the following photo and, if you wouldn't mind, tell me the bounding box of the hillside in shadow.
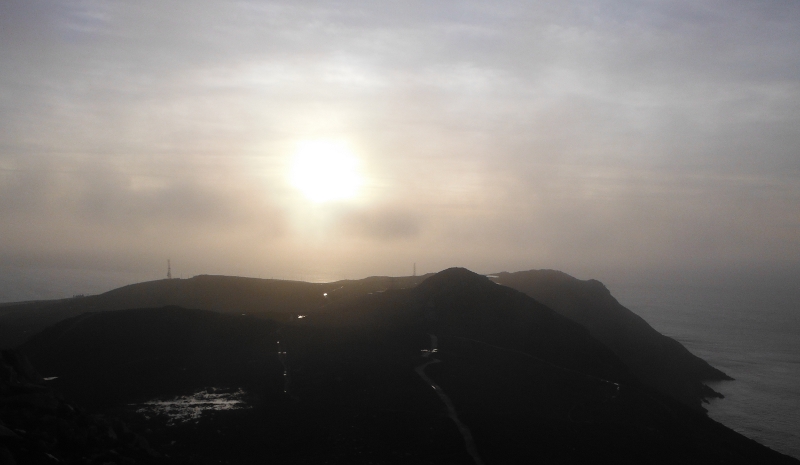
[1,269,728,413]
[12,269,796,464]
[492,269,732,410]
[0,274,429,349]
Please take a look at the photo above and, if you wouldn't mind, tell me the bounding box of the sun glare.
[289,140,363,203]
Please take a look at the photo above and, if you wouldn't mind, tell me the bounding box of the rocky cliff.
[492,269,732,410]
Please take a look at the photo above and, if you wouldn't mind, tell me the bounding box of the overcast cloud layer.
[1,0,799,299]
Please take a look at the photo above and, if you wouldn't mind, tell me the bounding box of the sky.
[1,0,799,300]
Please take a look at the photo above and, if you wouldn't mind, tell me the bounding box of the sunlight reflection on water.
[135,387,249,425]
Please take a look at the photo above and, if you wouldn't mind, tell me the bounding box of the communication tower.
[167,259,172,280]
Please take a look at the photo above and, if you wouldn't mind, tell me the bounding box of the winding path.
[415,334,485,465]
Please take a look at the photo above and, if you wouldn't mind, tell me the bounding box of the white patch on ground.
[135,387,249,425]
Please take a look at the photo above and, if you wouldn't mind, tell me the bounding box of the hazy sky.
[2,0,799,298]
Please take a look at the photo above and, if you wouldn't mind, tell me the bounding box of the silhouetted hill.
[411,268,628,381]
[0,274,430,349]
[0,269,740,413]
[0,350,184,464]
[492,270,732,410]
[20,307,280,409]
[13,269,798,464]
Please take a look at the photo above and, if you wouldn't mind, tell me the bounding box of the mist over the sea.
[606,265,800,459]
[2,1,800,286]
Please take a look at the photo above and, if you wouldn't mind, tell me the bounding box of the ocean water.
[606,275,800,460]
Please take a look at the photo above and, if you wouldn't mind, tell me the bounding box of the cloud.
[338,205,422,240]
[0,154,287,272]
[1,0,800,296]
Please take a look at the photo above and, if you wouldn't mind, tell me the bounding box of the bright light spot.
[290,140,362,203]
[135,388,249,425]
[297,315,306,319]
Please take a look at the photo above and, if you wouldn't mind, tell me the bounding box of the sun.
[289,140,363,203]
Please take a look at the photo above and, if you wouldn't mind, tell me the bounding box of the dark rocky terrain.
[2,268,796,464]
[0,349,190,465]
[0,269,725,411]
[492,270,732,410]
[0,274,429,349]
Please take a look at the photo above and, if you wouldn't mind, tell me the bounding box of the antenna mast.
[167,259,172,280]
[413,263,416,277]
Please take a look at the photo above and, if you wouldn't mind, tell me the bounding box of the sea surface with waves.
[606,270,800,460]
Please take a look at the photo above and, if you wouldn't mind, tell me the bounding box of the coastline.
[608,280,800,459]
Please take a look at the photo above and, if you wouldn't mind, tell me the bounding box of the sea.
[605,269,800,460]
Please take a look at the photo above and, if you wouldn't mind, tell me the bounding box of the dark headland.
[1,268,796,464]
